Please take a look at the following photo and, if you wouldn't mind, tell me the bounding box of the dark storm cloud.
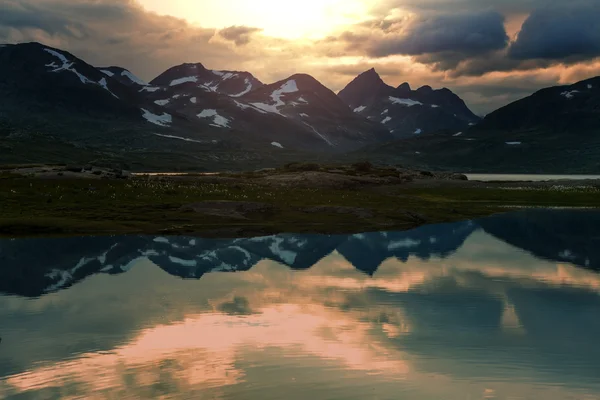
[0,0,134,36]
[509,2,600,61]
[217,25,263,46]
[368,10,509,58]
[0,0,250,81]
[371,0,555,16]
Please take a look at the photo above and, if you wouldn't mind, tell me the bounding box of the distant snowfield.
[381,109,388,115]
[231,78,253,97]
[250,80,299,115]
[381,117,392,124]
[212,70,236,81]
[100,69,115,77]
[303,122,333,146]
[44,48,93,85]
[140,86,160,93]
[152,133,207,144]
[234,100,267,114]
[353,105,366,113]
[98,77,118,98]
[197,109,230,128]
[561,90,579,99]
[122,70,147,86]
[170,76,198,86]
[141,108,172,126]
[271,142,284,149]
[389,96,423,107]
[45,48,122,99]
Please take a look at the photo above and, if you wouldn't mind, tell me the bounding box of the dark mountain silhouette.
[150,62,263,98]
[338,68,480,138]
[354,76,600,173]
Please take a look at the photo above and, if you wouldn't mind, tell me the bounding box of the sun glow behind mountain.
[138,0,369,39]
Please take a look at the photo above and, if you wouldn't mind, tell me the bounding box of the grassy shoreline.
[2,165,600,238]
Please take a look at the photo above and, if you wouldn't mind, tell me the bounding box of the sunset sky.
[2,0,600,114]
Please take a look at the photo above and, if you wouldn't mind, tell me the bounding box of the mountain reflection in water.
[1,209,600,400]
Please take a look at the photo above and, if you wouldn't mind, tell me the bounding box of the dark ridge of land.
[2,162,599,238]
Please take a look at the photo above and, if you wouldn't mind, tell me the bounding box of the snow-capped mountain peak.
[338,69,480,138]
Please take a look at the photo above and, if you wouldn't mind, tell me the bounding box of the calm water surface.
[1,210,600,399]
[467,173,600,182]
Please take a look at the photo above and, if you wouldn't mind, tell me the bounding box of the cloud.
[371,0,556,17]
[368,10,509,58]
[217,25,262,46]
[509,2,600,61]
[0,0,253,81]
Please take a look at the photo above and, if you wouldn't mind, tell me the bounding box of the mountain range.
[354,77,600,173]
[1,41,599,172]
[1,209,598,298]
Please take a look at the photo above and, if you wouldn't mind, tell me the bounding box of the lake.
[467,173,600,182]
[1,209,600,399]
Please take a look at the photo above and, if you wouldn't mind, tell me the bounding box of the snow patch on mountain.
[303,122,333,146]
[170,76,198,86]
[121,70,147,86]
[414,128,422,134]
[141,108,172,126]
[353,105,366,113]
[430,104,440,108]
[44,48,93,84]
[381,109,388,115]
[153,133,207,144]
[234,100,267,114]
[453,132,463,137]
[389,97,423,107]
[300,113,309,118]
[561,90,579,99]
[212,70,236,80]
[271,142,284,149]
[197,109,230,128]
[140,86,160,93]
[588,84,593,89]
[506,142,522,145]
[154,99,170,106]
[231,78,253,97]
[250,80,299,115]
[100,69,114,77]
[98,78,118,98]
[382,117,392,124]
[190,97,197,104]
